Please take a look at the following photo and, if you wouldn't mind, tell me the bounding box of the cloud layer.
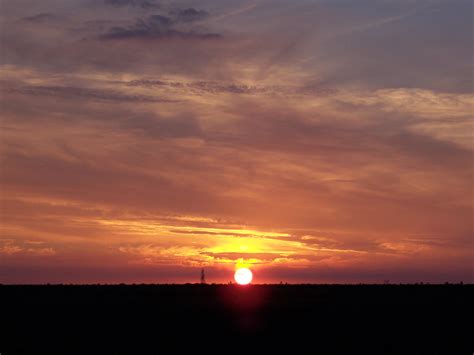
[0,0,472,283]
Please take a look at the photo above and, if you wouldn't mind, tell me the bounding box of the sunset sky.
[0,0,472,284]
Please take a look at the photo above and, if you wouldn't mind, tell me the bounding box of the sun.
[234,267,253,285]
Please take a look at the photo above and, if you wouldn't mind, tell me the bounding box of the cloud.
[199,251,301,264]
[119,114,202,139]
[126,78,337,96]
[21,13,61,23]
[104,0,160,8]
[170,8,209,23]
[3,84,175,103]
[100,12,219,41]
[0,239,56,256]
[0,242,23,255]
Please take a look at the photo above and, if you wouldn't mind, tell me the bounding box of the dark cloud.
[22,13,60,23]
[170,8,209,23]
[200,251,290,263]
[101,11,218,40]
[168,229,280,239]
[104,0,160,9]
[120,114,202,139]
[127,79,263,94]
[126,79,337,96]
[3,84,175,103]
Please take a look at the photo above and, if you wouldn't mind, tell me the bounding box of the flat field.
[1,284,471,354]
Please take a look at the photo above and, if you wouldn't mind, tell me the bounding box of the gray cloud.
[170,8,209,23]
[101,11,218,41]
[126,79,337,96]
[0,0,471,94]
[21,13,61,23]
[104,0,160,9]
[120,114,202,139]
[3,84,175,103]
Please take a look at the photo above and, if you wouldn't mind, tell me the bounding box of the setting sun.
[234,268,253,285]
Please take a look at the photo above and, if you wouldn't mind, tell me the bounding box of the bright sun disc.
[234,268,253,285]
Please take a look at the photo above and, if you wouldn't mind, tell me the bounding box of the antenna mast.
[200,268,206,284]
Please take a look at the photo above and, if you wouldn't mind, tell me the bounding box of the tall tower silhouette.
[200,268,206,284]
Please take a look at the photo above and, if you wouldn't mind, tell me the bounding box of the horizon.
[1,282,469,286]
[1,0,472,284]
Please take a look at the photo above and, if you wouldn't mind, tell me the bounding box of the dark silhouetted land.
[1,284,472,354]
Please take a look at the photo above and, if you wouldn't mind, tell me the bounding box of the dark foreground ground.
[1,284,472,354]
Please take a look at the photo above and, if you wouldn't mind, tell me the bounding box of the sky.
[0,0,472,284]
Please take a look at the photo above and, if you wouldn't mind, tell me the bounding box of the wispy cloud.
[0,239,56,256]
